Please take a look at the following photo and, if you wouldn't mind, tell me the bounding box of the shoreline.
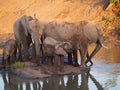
[10,61,89,79]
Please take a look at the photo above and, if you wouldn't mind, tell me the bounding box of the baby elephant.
[43,37,72,72]
[2,39,17,68]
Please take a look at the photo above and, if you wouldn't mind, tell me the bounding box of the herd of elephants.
[2,14,107,72]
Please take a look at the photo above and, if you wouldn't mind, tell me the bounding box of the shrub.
[110,0,119,3]
[104,16,114,22]
[11,62,25,69]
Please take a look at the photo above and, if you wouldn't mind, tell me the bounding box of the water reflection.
[0,42,120,90]
[0,69,105,90]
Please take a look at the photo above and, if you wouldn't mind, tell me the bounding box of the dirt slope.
[0,0,109,34]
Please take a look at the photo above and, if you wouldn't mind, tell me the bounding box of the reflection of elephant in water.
[2,39,17,67]
[13,15,43,64]
[43,20,106,67]
[43,37,72,71]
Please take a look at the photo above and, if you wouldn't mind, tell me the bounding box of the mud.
[10,62,89,79]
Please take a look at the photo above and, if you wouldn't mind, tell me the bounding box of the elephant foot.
[79,64,86,68]
[73,63,79,67]
[85,61,93,67]
[68,63,74,66]
[36,61,41,66]
[59,67,64,72]
[24,57,29,61]
[68,60,73,66]
[52,68,58,74]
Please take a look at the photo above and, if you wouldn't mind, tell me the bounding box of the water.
[0,44,120,90]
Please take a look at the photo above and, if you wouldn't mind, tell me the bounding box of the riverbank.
[10,61,89,79]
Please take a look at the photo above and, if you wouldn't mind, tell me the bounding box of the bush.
[11,62,25,69]
[110,0,119,3]
[104,16,114,22]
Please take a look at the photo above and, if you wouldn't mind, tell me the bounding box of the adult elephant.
[43,20,106,67]
[13,15,43,65]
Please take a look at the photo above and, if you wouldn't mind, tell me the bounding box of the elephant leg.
[86,43,102,66]
[79,44,88,68]
[35,42,41,65]
[48,56,53,66]
[13,49,17,63]
[18,44,22,61]
[22,41,29,61]
[60,55,64,72]
[42,55,47,64]
[68,53,73,65]
[85,51,93,66]
[2,57,5,68]
[73,50,79,67]
[8,56,11,66]
[53,54,59,72]
[31,44,36,62]
[41,44,45,64]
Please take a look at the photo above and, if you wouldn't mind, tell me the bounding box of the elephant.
[13,15,43,65]
[43,20,106,67]
[43,37,72,72]
[2,39,17,68]
[13,15,33,61]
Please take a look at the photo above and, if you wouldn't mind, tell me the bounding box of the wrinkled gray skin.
[43,20,105,67]
[13,15,43,65]
[13,15,32,61]
[43,37,72,71]
[2,39,17,68]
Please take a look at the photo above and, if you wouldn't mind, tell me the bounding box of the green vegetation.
[11,62,25,69]
[104,16,114,22]
[110,0,119,3]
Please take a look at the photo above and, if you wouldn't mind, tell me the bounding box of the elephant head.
[26,16,44,64]
[20,15,33,36]
[18,15,44,64]
[55,42,72,56]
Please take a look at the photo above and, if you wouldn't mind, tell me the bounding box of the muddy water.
[0,44,120,90]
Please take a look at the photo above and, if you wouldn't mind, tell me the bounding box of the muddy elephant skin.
[2,39,17,68]
[43,20,105,67]
[13,15,33,61]
[43,37,72,71]
[13,15,43,65]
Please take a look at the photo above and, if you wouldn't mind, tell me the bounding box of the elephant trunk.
[34,40,40,65]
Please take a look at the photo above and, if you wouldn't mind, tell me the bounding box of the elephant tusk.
[39,38,41,44]
[32,38,34,44]
[101,44,108,49]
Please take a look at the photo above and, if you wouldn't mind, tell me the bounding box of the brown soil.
[11,61,88,79]
[0,0,119,35]
[0,0,119,43]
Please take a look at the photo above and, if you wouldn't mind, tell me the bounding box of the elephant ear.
[55,43,67,56]
[20,16,30,36]
[61,42,72,53]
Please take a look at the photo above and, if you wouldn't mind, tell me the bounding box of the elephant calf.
[43,37,72,72]
[2,39,17,68]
